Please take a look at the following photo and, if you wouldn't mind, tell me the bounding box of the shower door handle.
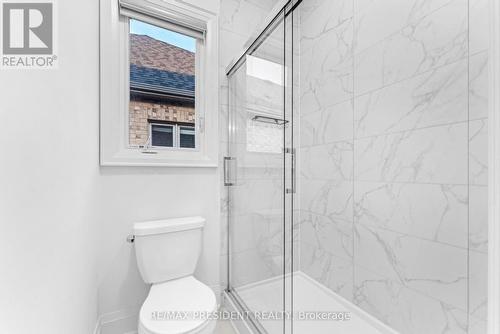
[285,148,296,194]
[224,156,236,186]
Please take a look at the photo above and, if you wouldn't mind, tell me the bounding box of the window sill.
[100,161,218,168]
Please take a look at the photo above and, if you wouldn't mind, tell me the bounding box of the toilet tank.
[133,216,205,284]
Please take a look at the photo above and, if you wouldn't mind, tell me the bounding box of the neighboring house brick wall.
[128,34,195,147]
[129,98,195,146]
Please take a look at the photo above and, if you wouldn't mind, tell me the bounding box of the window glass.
[179,126,196,148]
[151,124,174,147]
[128,19,196,149]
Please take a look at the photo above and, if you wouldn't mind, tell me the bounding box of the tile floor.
[215,319,238,334]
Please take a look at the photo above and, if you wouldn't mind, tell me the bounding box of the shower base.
[225,271,398,334]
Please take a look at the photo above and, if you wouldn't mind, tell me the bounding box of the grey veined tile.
[469,185,488,253]
[354,58,467,138]
[354,0,467,94]
[354,181,468,248]
[469,119,488,186]
[469,250,488,321]
[469,52,489,121]
[299,211,353,261]
[353,266,468,334]
[354,224,467,310]
[354,122,468,184]
[300,241,354,302]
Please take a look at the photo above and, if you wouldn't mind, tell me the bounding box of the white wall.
[0,0,100,332]
[0,0,220,333]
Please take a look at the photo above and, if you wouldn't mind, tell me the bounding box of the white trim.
[119,0,207,39]
[99,0,218,167]
[489,0,500,332]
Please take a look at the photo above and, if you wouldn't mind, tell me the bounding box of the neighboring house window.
[128,19,197,150]
[151,124,174,147]
[99,0,218,167]
[150,122,196,148]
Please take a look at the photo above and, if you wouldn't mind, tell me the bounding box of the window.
[151,124,174,147]
[149,123,196,148]
[179,126,195,148]
[128,19,197,150]
[99,0,218,167]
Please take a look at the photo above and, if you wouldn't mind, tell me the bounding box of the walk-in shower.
[224,0,488,333]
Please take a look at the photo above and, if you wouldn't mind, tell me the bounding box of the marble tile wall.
[297,0,356,303]
[297,0,489,333]
[221,0,489,332]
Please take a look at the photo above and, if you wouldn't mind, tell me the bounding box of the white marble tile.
[469,52,489,121]
[354,0,467,94]
[220,29,249,71]
[354,59,467,138]
[220,0,271,40]
[354,0,453,53]
[354,182,468,247]
[469,251,488,322]
[300,241,354,301]
[469,185,488,253]
[230,178,283,216]
[354,224,467,310]
[300,12,354,113]
[230,248,280,288]
[299,179,353,223]
[354,122,468,184]
[353,266,468,334]
[470,119,488,186]
[299,0,353,39]
[469,0,489,55]
[299,4,354,113]
[468,317,487,334]
[299,211,353,261]
[300,18,353,72]
[230,212,283,254]
[300,100,353,146]
[231,143,284,180]
[300,60,353,114]
[300,141,353,180]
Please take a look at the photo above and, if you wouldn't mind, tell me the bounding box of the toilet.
[133,216,217,334]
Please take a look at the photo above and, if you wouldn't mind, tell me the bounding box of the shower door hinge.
[224,156,236,186]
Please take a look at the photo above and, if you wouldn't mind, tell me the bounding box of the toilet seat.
[139,276,217,334]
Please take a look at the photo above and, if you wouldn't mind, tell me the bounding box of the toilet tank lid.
[133,216,205,236]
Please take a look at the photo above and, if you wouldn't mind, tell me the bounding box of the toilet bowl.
[133,217,216,334]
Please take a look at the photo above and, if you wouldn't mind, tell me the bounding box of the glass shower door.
[226,9,291,334]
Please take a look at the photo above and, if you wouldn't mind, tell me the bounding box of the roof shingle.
[129,34,195,96]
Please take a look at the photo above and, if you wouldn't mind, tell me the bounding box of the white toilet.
[133,216,217,334]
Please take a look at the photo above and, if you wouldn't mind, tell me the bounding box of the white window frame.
[99,0,218,167]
